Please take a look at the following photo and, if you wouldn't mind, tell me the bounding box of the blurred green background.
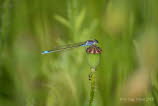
[0,0,158,106]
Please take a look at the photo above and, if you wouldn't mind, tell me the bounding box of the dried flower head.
[86,45,102,69]
[86,45,102,54]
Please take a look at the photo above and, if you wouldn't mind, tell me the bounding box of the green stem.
[89,68,96,106]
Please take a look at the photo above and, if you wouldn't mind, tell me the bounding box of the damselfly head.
[94,39,99,44]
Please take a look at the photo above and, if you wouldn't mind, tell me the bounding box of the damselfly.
[41,39,98,54]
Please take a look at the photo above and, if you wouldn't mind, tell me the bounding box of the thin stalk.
[89,68,96,106]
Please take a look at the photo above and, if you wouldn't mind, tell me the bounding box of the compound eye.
[94,39,98,43]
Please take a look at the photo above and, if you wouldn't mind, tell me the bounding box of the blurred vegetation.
[0,0,158,106]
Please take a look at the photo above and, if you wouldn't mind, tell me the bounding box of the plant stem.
[89,68,96,106]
